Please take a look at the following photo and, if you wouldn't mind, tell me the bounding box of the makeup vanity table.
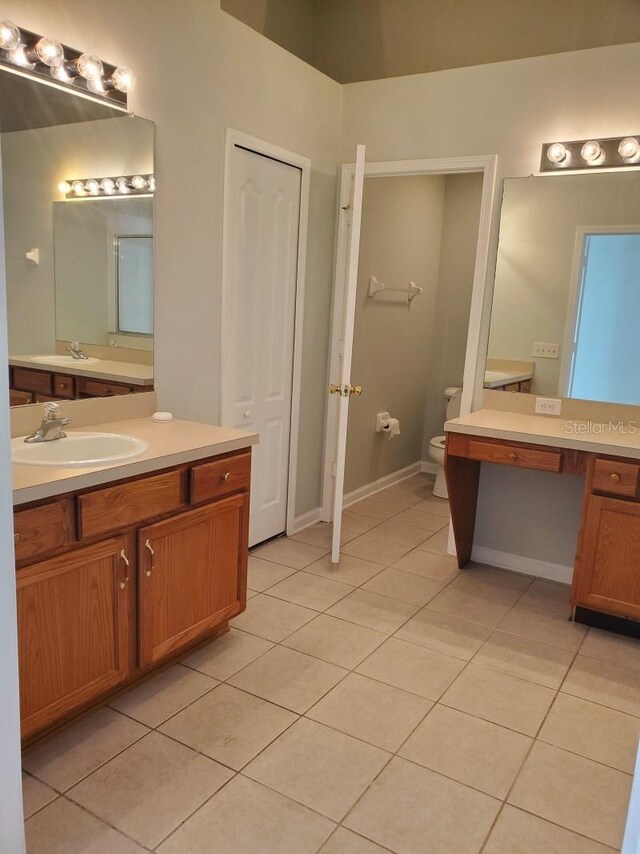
[446,410,640,633]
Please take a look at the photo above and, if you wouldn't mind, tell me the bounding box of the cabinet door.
[17,536,132,739]
[575,495,640,619]
[138,494,249,667]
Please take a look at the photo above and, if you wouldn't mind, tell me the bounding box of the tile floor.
[22,474,640,852]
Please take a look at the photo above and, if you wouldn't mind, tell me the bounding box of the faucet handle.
[43,401,62,419]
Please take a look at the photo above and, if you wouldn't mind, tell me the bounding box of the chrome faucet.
[66,341,89,360]
[24,402,71,443]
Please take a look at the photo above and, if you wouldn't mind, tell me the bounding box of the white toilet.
[428,386,462,499]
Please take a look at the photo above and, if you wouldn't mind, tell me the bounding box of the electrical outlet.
[535,397,562,416]
[533,342,560,359]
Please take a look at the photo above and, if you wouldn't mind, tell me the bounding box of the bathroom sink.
[12,432,149,467]
[29,354,99,366]
[484,370,512,383]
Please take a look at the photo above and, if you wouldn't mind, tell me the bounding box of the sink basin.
[12,432,149,467]
[29,354,99,366]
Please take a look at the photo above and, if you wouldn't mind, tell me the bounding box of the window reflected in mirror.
[486,172,640,406]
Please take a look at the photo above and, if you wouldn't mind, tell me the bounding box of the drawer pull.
[610,472,621,482]
[119,549,130,589]
[13,532,20,545]
[222,472,231,481]
[508,452,517,461]
[144,538,154,577]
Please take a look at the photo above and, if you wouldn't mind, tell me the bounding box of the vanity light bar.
[541,135,640,172]
[0,21,134,108]
[58,174,155,198]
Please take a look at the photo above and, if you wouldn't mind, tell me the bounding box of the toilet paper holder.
[376,412,401,438]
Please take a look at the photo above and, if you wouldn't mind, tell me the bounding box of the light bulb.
[50,63,73,83]
[116,177,130,193]
[76,53,103,81]
[581,140,603,163]
[71,180,86,195]
[32,37,64,67]
[85,179,100,195]
[58,181,71,194]
[148,175,156,192]
[546,143,569,164]
[131,175,146,191]
[7,44,33,68]
[108,66,136,93]
[0,20,21,51]
[101,178,116,194]
[618,137,640,161]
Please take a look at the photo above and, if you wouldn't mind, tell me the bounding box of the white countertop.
[13,417,258,505]
[10,356,154,386]
[483,370,533,389]
[446,409,640,460]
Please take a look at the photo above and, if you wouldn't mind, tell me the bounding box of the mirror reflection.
[1,71,155,406]
[487,172,640,406]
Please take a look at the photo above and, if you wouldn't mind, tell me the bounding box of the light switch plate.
[533,342,560,359]
[535,397,562,416]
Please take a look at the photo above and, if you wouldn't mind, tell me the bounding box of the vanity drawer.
[592,458,640,499]
[467,440,562,473]
[78,378,134,397]
[12,368,52,396]
[52,374,76,398]
[191,451,251,504]
[10,390,33,406]
[78,471,184,538]
[14,500,75,563]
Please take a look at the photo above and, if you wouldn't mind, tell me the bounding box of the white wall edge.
[471,545,573,584]
[343,461,423,508]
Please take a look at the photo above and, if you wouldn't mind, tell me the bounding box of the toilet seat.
[430,435,446,450]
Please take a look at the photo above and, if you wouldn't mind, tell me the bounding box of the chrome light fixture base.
[541,135,640,172]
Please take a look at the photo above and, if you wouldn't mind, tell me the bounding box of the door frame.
[321,154,498,520]
[221,128,311,537]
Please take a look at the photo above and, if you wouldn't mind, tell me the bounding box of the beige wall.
[422,173,483,454]
[341,41,640,572]
[3,0,343,520]
[344,175,445,494]
[223,0,640,83]
[2,116,152,355]
[488,172,640,397]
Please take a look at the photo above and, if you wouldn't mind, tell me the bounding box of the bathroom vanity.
[446,410,640,634]
[12,417,257,743]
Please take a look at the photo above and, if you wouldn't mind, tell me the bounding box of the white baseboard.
[343,462,424,508]
[471,545,573,584]
[289,507,322,535]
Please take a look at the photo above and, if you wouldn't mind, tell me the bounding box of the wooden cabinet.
[139,495,248,666]
[17,536,132,740]
[9,364,151,405]
[575,495,640,620]
[14,449,251,742]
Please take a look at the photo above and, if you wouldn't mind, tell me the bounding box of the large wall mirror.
[1,70,155,406]
[486,172,640,406]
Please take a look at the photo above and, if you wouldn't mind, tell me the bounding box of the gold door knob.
[610,472,621,482]
[508,452,517,461]
[222,472,231,481]
[350,385,363,396]
[329,384,342,395]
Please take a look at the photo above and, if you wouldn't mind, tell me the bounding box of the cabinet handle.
[119,549,130,589]
[13,532,20,545]
[222,472,231,481]
[508,452,517,461]
[610,472,621,482]
[144,538,154,577]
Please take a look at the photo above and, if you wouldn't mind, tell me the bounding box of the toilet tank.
[445,386,462,420]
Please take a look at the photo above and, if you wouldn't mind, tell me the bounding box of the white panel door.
[224,146,301,546]
[330,145,366,562]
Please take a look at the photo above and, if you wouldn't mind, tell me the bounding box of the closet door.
[223,145,302,546]
[329,145,366,563]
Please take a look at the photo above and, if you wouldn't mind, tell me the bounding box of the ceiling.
[221,0,640,83]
